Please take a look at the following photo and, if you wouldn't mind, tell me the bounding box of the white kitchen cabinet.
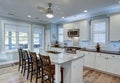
[79,20,89,41]
[95,53,107,71]
[84,52,95,68]
[63,23,73,41]
[107,58,120,75]
[63,20,89,41]
[83,51,120,76]
[105,54,120,75]
[110,14,120,41]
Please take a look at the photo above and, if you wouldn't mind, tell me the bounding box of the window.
[32,25,43,52]
[5,31,16,50]
[33,33,42,48]
[91,19,108,45]
[19,32,28,49]
[4,23,29,51]
[58,25,64,43]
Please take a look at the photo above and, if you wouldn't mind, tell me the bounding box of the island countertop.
[39,51,84,64]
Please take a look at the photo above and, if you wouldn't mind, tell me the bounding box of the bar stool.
[18,48,22,72]
[30,52,42,83]
[40,54,63,83]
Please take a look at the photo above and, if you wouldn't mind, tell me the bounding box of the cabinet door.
[110,14,120,41]
[95,53,107,71]
[84,52,95,68]
[80,20,89,41]
[106,55,120,75]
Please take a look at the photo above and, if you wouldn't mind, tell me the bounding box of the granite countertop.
[84,49,120,55]
[51,46,120,55]
[39,51,84,64]
[51,46,81,49]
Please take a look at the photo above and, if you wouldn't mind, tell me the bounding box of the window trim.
[91,18,109,46]
[31,24,44,51]
[2,21,30,53]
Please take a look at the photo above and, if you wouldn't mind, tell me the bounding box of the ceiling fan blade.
[37,6,46,12]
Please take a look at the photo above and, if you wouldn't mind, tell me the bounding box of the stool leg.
[27,63,30,79]
[23,61,26,76]
[61,68,63,83]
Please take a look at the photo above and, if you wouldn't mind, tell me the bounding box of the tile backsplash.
[64,40,120,51]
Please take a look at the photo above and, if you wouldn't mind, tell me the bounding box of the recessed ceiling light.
[40,10,42,12]
[28,15,31,18]
[62,17,64,18]
[84,10,88,13]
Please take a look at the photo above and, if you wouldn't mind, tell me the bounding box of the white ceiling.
[0,0,120,24]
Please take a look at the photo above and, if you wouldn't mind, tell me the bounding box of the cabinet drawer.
[104,54,120,60]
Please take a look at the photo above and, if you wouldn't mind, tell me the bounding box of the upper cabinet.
[63,20,89,41]
[110,14,120,41]
[79,20,89,41]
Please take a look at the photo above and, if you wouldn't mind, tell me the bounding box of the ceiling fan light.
[46,13,54,18]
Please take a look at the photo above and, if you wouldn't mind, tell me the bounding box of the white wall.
[45,23,58,50]
[0,20,2,52]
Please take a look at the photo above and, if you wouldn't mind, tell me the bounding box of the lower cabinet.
[84,52,95,68]
[95,53,107,71]
[83,51,120,76]
[106,54,120,75]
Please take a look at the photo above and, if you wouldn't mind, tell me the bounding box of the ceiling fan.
[37,3,54,18]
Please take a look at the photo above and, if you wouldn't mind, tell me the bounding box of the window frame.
[91,18,109,46]
[5,31,17,51]
[32,25,44,52]
[3,21,30,53]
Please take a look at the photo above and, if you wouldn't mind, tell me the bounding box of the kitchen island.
[39,51,84,83]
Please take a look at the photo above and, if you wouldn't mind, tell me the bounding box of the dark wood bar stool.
[18,48,27,74]
[39,54,63,83]
[22,50,32,79]
[30,52,42,83]
[18,48,22,72]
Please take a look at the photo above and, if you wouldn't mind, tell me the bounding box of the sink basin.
[46,51,61,54]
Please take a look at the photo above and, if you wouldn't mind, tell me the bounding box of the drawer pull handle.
[105,57,108,59]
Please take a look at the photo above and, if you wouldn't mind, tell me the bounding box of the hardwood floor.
[83,68,120,83]
[0,65,120,83]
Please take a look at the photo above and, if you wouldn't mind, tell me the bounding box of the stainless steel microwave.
[68,29,79,37]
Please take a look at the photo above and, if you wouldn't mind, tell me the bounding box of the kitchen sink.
[46,51,61,54]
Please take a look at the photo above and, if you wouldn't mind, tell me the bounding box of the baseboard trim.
[0,61,18,69]
[84,66,120,77]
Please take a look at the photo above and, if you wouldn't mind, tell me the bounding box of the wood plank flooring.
[0,65,120,83]
[83,68,120,83]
